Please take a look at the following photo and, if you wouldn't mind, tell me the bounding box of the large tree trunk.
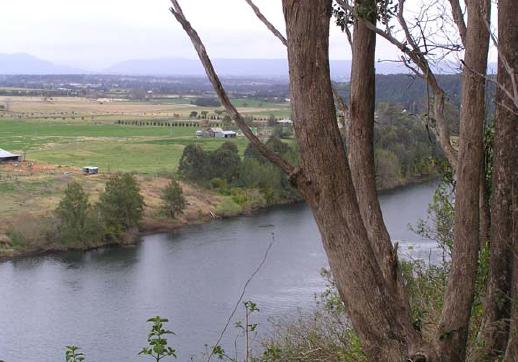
[505,161,518,359]
[478,0,518,355]
[281,1,424,359]
[505,137,518,360]
[489,0,518,358]
[349,0,397,290]
[437,0,491,360]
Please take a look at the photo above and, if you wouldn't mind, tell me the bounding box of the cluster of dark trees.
[54,174,145,245]
[178,139,298,204]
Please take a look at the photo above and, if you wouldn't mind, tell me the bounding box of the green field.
[0,119,249,173]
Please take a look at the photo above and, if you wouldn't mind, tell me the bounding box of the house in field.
[0,148,22,163]
[219,131,237,138]
[81,166,99,175]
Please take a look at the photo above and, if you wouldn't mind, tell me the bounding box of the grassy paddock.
[0,119,249,173]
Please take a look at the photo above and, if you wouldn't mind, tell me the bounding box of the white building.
[0,148,22,163]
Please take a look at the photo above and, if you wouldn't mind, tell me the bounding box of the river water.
[0,181,440,361]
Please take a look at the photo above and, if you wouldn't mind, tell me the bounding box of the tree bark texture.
[348,0,411,318]
[478,0,518,354]
[438,1,491,360]
[504,0,518,362]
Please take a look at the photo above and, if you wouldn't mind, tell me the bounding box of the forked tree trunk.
[281,1,426,360]
[437,0,491,360]
[478,0,518,355]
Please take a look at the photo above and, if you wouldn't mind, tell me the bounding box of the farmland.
[0,95,290,172]
[0,118,250,173]
[0,93,291,247]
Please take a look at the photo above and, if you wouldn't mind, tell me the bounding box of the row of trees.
[170,0,518,360]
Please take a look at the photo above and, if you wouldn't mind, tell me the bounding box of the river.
[0,181,440,361]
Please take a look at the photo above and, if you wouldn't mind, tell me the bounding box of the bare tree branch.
[243,0,287,46]
[448,0,467,46]
[169,0,297,179]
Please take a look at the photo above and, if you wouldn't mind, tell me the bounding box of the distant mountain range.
[0,53,406,79]
[103,58,410,79]
[0,53,84,75]
[0,53,495,79]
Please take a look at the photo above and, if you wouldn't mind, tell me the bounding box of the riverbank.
[0,160,296,260]
[0,160,437,261]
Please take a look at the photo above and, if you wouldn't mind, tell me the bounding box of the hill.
[0,53,85,75]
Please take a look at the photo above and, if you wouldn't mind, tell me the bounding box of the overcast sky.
[0,0,496,71]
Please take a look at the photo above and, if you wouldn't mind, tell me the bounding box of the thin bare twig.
[169,0,296,179]
[206,234,275,362]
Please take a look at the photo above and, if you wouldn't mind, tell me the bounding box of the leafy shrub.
[231,187,248,205]
[215,198,243,217]
[160,178,186,219]
[98,173,144,238]
[210,177,228,192]
[139,316,177,361]
[65,345,85,362]
[55,182,90,244]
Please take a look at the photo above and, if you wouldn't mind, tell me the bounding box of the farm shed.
[0,149,22,163]
[82,166,99,175]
